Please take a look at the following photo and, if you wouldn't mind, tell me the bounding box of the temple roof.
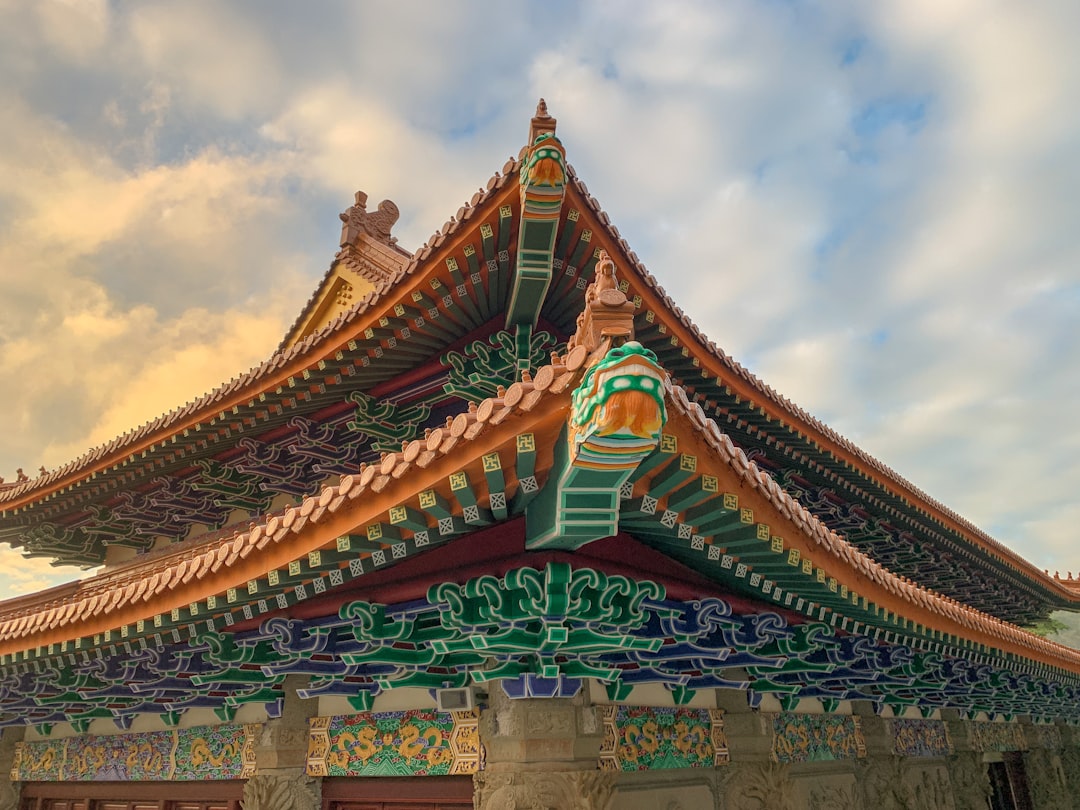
[2,106,1080,729]
[0,104,1074,628]
[1,347,1079,727]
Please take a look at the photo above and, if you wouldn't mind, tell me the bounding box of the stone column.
[945,717,991,810]
[0,727,24,810]
[1059,726,1080,807]
[714,689,794,810]
[473,683,614,810]
[242,675,320,810]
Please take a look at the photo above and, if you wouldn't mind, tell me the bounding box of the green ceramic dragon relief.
[527,341,668,550]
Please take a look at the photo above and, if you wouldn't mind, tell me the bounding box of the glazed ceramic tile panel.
[307,709,482,777]
[968,721,1027,753]
[770,713,866,763]
[598,705,728,771]
[888,718,953,757]
[10,724,259,781]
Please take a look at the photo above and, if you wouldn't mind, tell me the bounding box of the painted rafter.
[2,561,1077,730]
[2,347,1079,731]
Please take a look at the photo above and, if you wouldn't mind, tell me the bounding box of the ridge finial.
[529,98,557,143]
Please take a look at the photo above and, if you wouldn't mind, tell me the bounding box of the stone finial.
[339,190,400,248]
[529,98,557,144]
[15,469,28,483]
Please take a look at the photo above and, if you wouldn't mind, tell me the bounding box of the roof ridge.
[664,383,1080,666]
[563,166,1062,593]
[0,158,523,510]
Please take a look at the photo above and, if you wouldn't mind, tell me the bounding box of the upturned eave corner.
[526,251,669,550]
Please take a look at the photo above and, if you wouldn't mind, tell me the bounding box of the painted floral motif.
[598,706,727,771]
[888,718,953,757]
[770,713,865,764]
[12,724,258,781]
[968,722,1026,753]
[307,709,481,777]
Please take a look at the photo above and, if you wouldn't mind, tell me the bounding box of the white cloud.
[0,548,90,598]
[1,0,1078,599]
[33,0,110,64]
[128,1,283,119]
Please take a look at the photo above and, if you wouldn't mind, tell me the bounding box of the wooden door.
[19,782,243,810]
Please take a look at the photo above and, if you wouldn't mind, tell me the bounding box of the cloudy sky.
[0,0,1078,601]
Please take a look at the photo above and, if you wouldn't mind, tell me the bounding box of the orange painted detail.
[566,181,1077,605]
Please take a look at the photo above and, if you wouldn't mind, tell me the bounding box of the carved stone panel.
[721,761,795,810]
[1062,746,1080,797]
[808,783,857,810]
[948,752,992,810]
[0,780,19,810]
[1024,748,1070,810]
[241,771,320,810]
[474,769,615,810]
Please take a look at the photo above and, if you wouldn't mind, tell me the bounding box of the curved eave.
[2,367,1079,681]
[0,158,525,520]
[556,175,1078,611]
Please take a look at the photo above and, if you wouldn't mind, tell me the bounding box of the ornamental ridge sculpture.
[526,249,668,549]
[338,190,399,248]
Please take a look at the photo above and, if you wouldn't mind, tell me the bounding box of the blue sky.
[0,0,1078,599]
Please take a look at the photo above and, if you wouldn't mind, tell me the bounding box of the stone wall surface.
[0,727,22,810]
[5,686,1080,810]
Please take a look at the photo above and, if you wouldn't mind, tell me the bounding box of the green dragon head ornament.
[569,341,668,470]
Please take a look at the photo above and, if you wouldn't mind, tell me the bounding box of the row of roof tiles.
[667,383,1080,667]
[2,350,1080,675]
[0,158,524,511]
[0,145,1067,607]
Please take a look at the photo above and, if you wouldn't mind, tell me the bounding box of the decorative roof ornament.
[527,253,668,549]
[566,250,637,361]
[506,102,567,331]
[566,341,667,472]
[339,191,400,248]
[529,98,557,143]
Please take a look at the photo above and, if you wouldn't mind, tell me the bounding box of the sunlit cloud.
[1,0,1078,601]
